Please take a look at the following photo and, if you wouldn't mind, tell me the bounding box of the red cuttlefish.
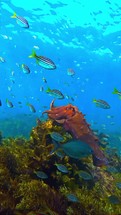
[43,100,108,167]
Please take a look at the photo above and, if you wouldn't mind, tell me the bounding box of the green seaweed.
[0,119,121,215]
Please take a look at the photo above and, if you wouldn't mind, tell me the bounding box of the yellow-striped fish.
[46,87,64,99]
[11,12,29,28]
[112,88,121,99]
[93,99,110,109]
[29,50,56,70]
[27,103,36,113]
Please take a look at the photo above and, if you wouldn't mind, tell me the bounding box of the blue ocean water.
[0,0,121,151]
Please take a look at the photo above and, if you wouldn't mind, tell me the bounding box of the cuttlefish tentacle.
[50,99,55,109]
[43,101,76,119]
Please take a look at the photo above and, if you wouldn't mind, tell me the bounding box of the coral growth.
[0,119,121,215]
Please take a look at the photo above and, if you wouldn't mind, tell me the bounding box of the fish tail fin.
[112,88,118,94]
[21,64,24,69]
[46,87,51,93]
[11,12,17,18]
[92,98,96,103]
[28,50,36,58]
[50,140,60,155]
[26,102,30,106]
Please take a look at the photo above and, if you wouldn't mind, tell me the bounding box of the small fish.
[21,64,30,74]
[35,171,48,179]
[101,137,109,142]
[106,166,118,173]
[52,139,92,159]
[1,34,8,39]
[50,132,64,142]
[55,150,65,159]
[29,50,56,70]
[116,182,121,189]
[0,57,5,63]
[10,77,15,84]
[0,100,2,106]
[66,95,74,101]
[108,195,120,204]
[11,12,29,28]
[42,77,47,83]
[33,45,39,50]
[40,86,44,92]
[112,88,121,99]
[66,194,79,202]
[27,103,36,113]
[67,68,75,76]
[11,70,15,76]
[93,99,110,109]
[8,86,12,91]
[107,115,114,119]
[55,163,68,173]
[78,170,92,180]
[6,99,13,108]
[46,87,64,99]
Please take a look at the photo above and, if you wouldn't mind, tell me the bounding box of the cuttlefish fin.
[50,99,56,109]
[55,119,65,124]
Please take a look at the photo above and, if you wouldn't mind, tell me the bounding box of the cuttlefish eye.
[66,106,75,111]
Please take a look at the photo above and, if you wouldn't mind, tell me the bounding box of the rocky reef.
[0,119,121,215]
